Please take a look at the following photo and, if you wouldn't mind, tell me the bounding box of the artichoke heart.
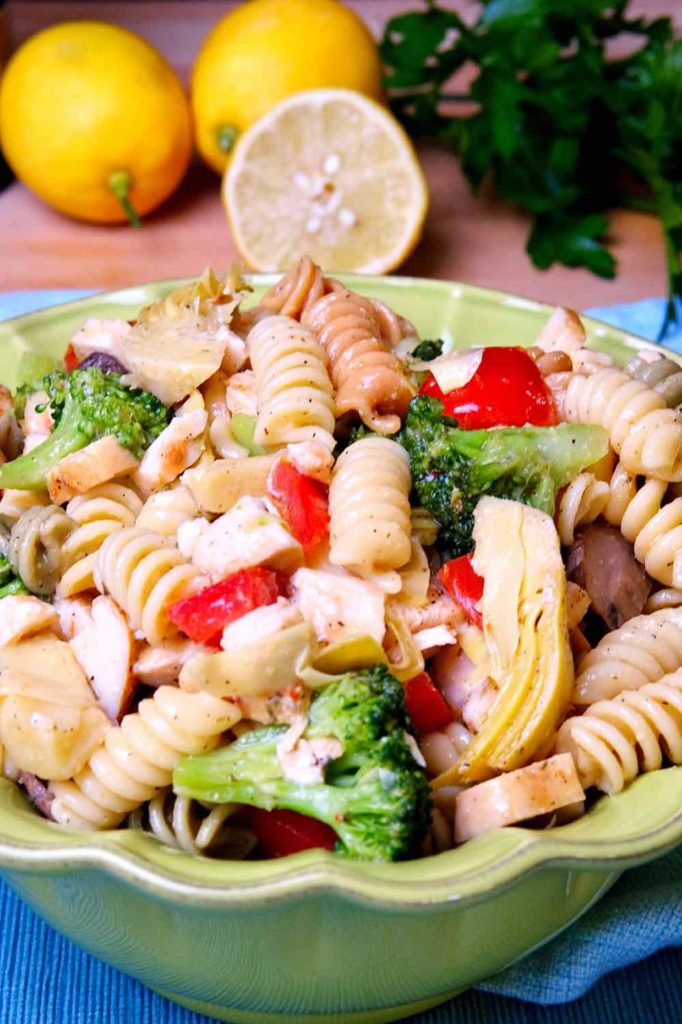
[434,496,574,787]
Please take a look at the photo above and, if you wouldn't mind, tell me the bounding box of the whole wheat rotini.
[129,790,256,858]
[303,291,414,434]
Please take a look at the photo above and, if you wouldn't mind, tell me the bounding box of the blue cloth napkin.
[0,290,681,1023]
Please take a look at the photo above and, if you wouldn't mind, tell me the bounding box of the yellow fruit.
[192,0,383,174]
[0,21,192,224]
[223,88,428,274]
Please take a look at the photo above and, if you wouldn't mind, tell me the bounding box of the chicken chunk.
[221,598,302,650]
[133,409,207,496]
[133,636,206,687]
[225,370,258,417]
[47,435,139,504]
[53,595,94,640]
[191,496,303,580]
[291,567,386,647]
[454,753,585,843]
[283,440,335,484]
[70,596,134,721]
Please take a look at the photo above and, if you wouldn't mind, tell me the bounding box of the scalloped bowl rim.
[0,273,681,911]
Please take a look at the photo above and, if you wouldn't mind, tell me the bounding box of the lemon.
[223,89,429,274]
[0,21,192,224]
[191,0,383,174]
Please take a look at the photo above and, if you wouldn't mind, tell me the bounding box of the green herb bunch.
[381,0,682,333]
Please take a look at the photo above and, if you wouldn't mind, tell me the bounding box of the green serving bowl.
[0,276,681,1024]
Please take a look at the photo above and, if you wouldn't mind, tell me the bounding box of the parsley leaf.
[381,1,681,329]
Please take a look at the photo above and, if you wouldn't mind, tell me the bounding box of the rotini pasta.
[644,587,682,613]
[329,437,412,572]
[136,485,198,540]
[564,367,682,481]
[260,255,340,319]
[247,314,336,450]
[557,669,682,793]
[625,352,682,408]
[556,472,609,545]
[58,482,144,597]
[9,504,75,595]
[420,806,455,855]
[303,290,414,434]
[94,527,205,644]
[573,607,682,705]
[129,789,256,858]
[6,259,682,862]
[600,461,682,588]
[50,686,239,828]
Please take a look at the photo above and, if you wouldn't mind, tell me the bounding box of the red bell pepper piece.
[439,554,484,627]
[419,346,556,428]
[404,672,454,735]
[167,567,280,646]
[63,344,79,373]
[246,807,337,858]
[268,459,329,552]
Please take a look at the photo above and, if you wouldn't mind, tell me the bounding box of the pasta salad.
[1,260,681,862]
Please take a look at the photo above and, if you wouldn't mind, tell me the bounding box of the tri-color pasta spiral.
[557,669,682,794]
[645,587,682,613]
[261,256,412,347]
[556,472,609,545]
[94,527,205,644]
[329,437,412,572]
[247,314,336,450]
[303,291,414,434]
[600,461,682,588]
[564,367,682,481]
[9,504,75,595]
[129,790,255,858]
[625,353,682,408]
[573,607,682,706]
[50,687,239,829]
[136,485,198,540]
[58,482,144,597]
[260,255,340,319]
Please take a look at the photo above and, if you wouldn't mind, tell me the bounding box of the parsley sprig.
[381,1,682,335]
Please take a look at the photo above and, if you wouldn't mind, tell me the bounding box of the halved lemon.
[223,89,428,274]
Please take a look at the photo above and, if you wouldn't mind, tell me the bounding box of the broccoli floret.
[399,395,608,556]
[0,369,168,490]
[411,338,444,361]
[0,554,27,598]
[173,667,432,862]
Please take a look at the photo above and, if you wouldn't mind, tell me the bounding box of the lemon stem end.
[108,170,142,228]
[216,124,239,155]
